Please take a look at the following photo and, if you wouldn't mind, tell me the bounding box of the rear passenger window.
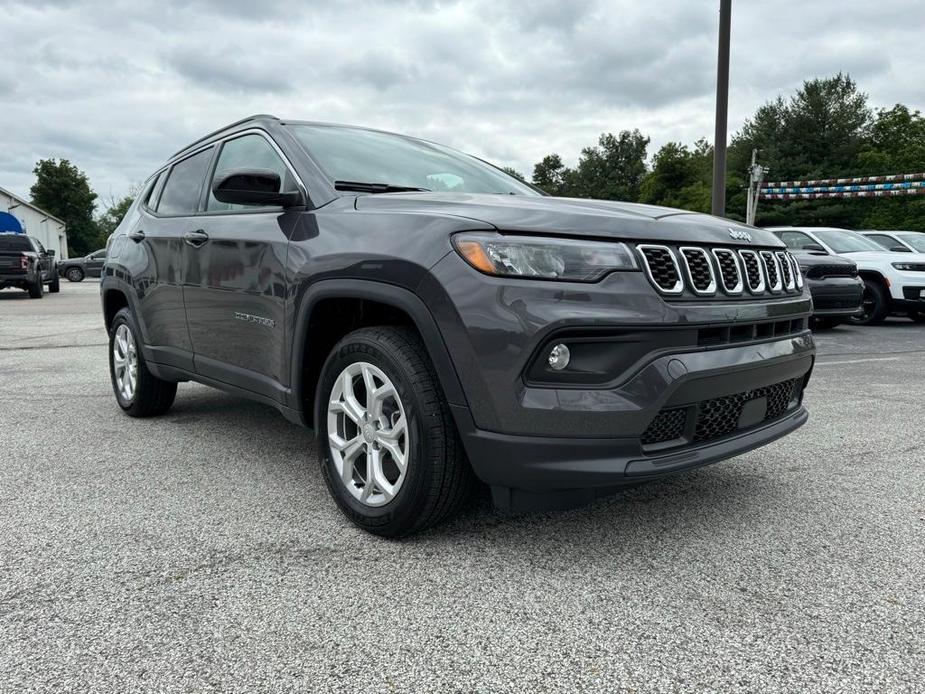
[207,134,296,212]
[157,148,213,215]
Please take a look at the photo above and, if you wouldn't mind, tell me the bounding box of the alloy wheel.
[113,323,138,402]
[327,361,409,507]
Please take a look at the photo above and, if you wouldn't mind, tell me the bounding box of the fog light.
[548,343,571,371]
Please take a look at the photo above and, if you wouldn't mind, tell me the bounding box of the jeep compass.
[101,115,815,536]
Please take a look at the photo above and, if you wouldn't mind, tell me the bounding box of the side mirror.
[46,249,55,257]
[211,169,302,208]
[802,243,827,253]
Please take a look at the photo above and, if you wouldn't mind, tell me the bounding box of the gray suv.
[100,115,815,536]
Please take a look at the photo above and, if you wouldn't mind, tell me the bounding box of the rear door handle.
[184,229,209,247]
[128,229,145,242]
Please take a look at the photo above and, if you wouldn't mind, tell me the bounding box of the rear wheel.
[27,278,44,298]
[66,267,85,282]
[848,279,889,326]
[109,308,177,417]
[316,326,473,538]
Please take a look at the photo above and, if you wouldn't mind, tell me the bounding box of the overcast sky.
[1,0,922,207]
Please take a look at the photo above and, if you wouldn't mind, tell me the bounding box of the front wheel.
[316,326,473,538]
[48,275,60,293]
[848,279,889,326]
[813,317,842,330]
[109,308,177,417]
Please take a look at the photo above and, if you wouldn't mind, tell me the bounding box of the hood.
[839,250,925,264]
[354,192,784,248]
[791,251,855,269]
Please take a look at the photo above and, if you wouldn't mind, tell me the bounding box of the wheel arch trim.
[290,279,469,429]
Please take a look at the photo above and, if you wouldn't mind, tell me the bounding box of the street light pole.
[711,0,732,217]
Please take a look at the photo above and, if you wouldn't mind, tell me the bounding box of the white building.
[0,186,69,259]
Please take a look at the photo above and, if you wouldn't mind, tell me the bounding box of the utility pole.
[711,0,732,217]
[745,149,768,226]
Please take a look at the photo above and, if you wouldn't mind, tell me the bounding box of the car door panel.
[183,211,294,395]
[181,133,300,398]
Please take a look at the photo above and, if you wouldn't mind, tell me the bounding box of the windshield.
[813,229,885,254]
[896,232,925,253]
[288,124,539,196]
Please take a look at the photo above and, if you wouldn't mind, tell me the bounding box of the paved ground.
[1,281,923,693]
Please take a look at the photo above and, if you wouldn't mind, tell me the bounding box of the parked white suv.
[767,227,925,325]
[860,230,925,255]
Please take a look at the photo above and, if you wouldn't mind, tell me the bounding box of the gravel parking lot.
[1,281,923,693]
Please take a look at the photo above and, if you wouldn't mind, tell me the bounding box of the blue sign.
[0,211,24,233]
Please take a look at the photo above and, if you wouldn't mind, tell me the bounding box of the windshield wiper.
[334,180,430,194]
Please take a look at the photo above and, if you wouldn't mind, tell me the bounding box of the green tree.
[96,190,138,239]
[532,154,570,195]
[30,159,98,256]
[569,130,650,201]
[640,139,713,212]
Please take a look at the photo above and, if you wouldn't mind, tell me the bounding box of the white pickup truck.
[767,226,925,325]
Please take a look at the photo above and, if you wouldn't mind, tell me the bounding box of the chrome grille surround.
[776,251,795,291]
[711,248,744,295]
[678,246,717,295]
[788,252,804,289]
[738,249,766,294]
[637,245,684,295]
[760,251,783,293]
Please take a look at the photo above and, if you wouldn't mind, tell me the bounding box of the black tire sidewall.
[109,309,140,411]
[849,279,888,325]
[316,334,433,529]
[67,268,84,282]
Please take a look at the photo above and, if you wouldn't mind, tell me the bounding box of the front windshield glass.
[813,229,885,254]
[288,124,539,196]
[896,232,925,253]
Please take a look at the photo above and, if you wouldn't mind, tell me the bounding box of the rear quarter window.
[0,236,33,252]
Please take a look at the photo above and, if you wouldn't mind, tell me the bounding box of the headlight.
[453,232,637,281]
[891,262,925,272]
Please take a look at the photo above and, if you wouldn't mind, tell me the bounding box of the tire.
[48,275,60,293]
[848,279,889,326]
[316,326,474,538]
[28,277,44,298]
[66,267,85,282]
[108,307,177,417]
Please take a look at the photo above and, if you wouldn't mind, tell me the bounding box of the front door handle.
[128,229,145,242]
[184,229,209,247]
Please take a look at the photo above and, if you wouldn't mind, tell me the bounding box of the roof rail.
[169,114,280,159]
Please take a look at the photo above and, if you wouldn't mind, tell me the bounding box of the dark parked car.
[0,233,59,298]
[100,115,815,536]
[58,248,106,282]
[790,250,863,328]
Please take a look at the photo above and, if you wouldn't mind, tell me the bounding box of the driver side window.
[207,134,297,212]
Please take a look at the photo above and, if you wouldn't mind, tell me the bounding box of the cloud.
[0,0,921,204]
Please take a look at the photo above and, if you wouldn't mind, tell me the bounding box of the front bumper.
[808,276,864,317]
[423,254,815,504]
[452,335,813,500]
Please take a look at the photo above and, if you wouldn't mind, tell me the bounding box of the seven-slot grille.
[637,244,802,298]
